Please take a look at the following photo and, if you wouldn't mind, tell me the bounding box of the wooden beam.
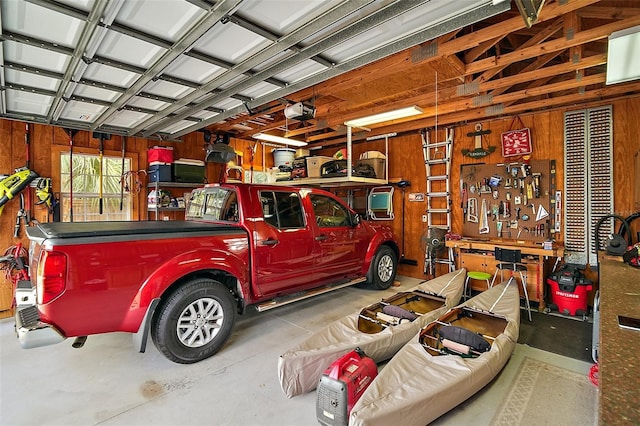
[466,14,640,75]
[291,0,601,103]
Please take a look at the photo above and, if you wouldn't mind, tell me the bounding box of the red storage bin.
[148,146,174,164]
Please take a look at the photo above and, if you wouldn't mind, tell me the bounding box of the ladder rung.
[427,192,450,197]
[427,175,448,181]
[428,225,450,230]
[423,141,451,148]
[427,208,451,213]
[426,159,449,165]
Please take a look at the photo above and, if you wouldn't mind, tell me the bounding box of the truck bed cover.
[28,221,240,239]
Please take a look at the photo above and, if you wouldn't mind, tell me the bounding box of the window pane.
[60,152,132,222]
[310,194,350,227]
[274,191,304,228]
[260,192,278,228]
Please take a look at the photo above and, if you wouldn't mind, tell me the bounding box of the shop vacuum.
[316,347,377,426]
[546,264,593,316]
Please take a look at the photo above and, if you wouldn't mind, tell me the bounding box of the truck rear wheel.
[152,278,236,364]
[365,246,397,290]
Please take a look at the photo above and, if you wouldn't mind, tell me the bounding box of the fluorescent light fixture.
[606,25,640,85]
[344,106,423,128]
[252,132,307,147]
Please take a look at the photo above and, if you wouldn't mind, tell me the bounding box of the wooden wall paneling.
[615,98,640,217]
[389,133,428,277]
[0,120,16,260]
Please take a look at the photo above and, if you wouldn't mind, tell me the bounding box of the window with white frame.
[60,152,132,222]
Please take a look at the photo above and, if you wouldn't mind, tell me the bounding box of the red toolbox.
[316,348,377,426]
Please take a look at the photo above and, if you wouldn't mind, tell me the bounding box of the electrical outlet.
[422,214,428,223]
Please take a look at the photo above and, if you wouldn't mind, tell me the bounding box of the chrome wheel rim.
[377,254,394,282]
[177,297,223,347]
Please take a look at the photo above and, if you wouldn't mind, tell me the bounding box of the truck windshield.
[186,188,238,222]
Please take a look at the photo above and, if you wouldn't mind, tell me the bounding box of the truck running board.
[255,277,367,312]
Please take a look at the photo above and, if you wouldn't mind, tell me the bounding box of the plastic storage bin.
[357,158,385,179]
[147,146,174,164]
[173,159,205,183]
[149,163,172,182]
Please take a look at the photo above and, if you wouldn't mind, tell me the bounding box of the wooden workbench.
[598,259,640,423]
[445,239,564,310]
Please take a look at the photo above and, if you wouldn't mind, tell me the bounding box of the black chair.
[491,248,532,321]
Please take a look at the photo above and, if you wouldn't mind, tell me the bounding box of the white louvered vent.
[563,105,613,266]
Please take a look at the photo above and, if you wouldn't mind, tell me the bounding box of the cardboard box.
[358,158,385,179]
[306,156,333,178]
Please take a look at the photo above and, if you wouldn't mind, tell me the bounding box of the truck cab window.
[260,191,304,229]
[310,194,350,227]
[221,191,239,222]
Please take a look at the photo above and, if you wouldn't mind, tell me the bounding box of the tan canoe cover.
[278,268,466,398]
[349,281,520,426]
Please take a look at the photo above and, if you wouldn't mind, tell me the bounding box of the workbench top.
[445,238,564,257]
[599,259,640,424]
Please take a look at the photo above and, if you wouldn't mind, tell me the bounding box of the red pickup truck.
[16,183,399,363]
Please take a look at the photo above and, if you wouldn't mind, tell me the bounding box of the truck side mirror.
[352,213,361,227]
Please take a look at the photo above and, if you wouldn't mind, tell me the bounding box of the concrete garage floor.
[0,276,594,426]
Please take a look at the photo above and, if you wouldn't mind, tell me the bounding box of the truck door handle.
[262,238,279,246]
[315,235,328,241]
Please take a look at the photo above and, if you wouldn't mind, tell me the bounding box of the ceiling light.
[344,106,423,128]
[606,25,640,85]
[252,132,307,147]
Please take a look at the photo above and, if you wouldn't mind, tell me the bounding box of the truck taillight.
[36,251,67,304]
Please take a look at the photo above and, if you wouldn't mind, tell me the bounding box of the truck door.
[308,193,367,281]
[252,190,320,296]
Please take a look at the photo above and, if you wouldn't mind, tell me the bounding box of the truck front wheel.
[152,279,236,364]
[365,246,397,290]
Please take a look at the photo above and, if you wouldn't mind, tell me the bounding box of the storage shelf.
[271,176,387,188]
[147,207,184,212]
[147,181,203,188]
[147,181,200,220]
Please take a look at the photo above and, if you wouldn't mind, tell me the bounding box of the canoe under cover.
[278,268,467,398]
[349,280,520,426]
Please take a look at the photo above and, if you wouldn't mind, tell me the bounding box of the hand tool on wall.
[93,132,111,214]
[479,198,489,234]
[0,168,39,217]
[467,198,478,223]
[532,173,541,198]
[461,182,468,223]
[24,124,32,224]
[14,194,26,238]
[119,136,126,211]
[64,128,78,222]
